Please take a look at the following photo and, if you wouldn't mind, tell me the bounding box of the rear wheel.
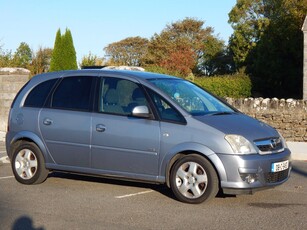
[170,154,219,204]
[11,141,49,185]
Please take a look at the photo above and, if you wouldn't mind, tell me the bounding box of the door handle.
[96,124,106,132]
[43,118,53,126]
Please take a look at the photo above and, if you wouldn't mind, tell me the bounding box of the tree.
[49,29,62,71]
[228,0,307,98]
[30,47,53,75]
[200,35,234,75]
[0,48,13,67]
[12,42,33,68]
[145,18,225,77]
[248,0,307,98]
[62,29,78,70]
[104,36,149,66]
[50,28,77,71]
[0,42,33,68]
[159,44,196,77]
[80,52,105,67]
[228,0,270,68]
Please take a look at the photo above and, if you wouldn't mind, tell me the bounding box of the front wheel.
[170,154,219,204]
[11,141,49,185]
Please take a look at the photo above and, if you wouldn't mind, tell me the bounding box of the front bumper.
[216,148,291,195]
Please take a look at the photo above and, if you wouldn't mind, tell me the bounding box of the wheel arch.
[8,131,51,163]
[162,143,227,188]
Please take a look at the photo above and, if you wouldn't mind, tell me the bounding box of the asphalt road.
[0,160,306,230]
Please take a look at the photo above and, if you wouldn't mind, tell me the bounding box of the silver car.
[6,70,291,204]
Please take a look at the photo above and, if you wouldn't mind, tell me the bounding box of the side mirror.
[132,106,151,118]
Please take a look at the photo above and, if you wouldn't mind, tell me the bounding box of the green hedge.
[145,65,251,98]
[194,74,252,98]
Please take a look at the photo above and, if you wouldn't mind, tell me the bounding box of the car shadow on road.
[291,161,307,177]
[48,171,235,201]
[48,171,176,200]
[291,167,307,177]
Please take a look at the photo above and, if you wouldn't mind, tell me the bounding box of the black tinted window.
[24,79,58,108]
[51,76,93,111]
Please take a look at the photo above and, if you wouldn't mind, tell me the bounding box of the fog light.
[241,173,258,184]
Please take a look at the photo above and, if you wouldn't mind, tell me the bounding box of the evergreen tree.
[63,29,77,70]
[50,28,77,71]
[49,29,62,71]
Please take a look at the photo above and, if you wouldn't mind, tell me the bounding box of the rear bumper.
[216,148,291,195]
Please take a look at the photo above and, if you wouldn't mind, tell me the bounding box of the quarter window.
[148,89,185,123]
[51,76,93,111]
[24,79,58,108]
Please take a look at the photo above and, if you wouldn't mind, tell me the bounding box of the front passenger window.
[99,77,149,116]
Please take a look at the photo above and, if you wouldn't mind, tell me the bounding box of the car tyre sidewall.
[170,154,219,204]
[11,141,49,185]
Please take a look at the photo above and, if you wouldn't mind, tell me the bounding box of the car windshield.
[149,78,235,116]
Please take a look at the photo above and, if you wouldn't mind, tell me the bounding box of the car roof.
[31,69,179,83]
[93,69,178,80]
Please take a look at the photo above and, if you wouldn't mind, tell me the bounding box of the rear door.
[39,75,96,168]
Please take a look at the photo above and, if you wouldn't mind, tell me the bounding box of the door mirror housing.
[132,106,151,118]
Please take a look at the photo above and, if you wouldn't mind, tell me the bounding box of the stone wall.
[226,98,307,142]
[0,68,30,132]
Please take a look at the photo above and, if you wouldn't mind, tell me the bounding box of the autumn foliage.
[160,46,196,77]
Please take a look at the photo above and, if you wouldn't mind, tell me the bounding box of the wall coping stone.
[0,67,30,75]
[226,97,307,112]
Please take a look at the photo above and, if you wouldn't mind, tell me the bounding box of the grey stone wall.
[0,68,29,132]
[226,97,307,142]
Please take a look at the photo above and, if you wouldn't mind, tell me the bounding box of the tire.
[11,141,49,185]
[170,154,219,204]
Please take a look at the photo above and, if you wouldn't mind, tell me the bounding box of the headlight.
[225,135,255,154]
[277,130,288,148]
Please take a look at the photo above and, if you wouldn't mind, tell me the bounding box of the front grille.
[265,168,289,183]
[254,137,284,154]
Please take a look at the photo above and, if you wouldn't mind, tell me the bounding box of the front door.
[91,77,160,179]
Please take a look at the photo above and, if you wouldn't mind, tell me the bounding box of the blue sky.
[0,0,236,63]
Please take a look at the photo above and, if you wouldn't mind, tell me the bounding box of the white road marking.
[115,190,154,199]
[0,176,14,180]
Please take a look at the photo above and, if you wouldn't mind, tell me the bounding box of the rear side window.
[24,79,58,108]
[51,76,93,111]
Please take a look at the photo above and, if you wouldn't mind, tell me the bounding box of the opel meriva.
[6,69,291,203]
